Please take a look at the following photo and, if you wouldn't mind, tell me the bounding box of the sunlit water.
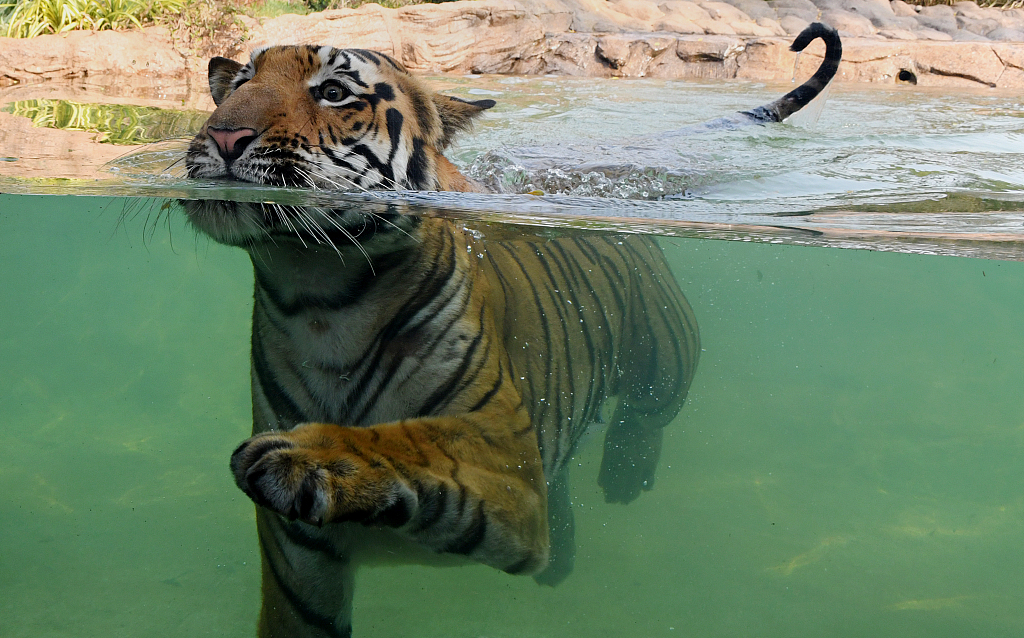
[1,74,1023,637]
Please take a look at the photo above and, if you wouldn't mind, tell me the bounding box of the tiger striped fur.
[183,23,839,637]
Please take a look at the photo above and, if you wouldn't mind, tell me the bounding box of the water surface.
[3,75,1023,257]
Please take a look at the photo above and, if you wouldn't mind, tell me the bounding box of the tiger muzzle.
[207,126,258,163]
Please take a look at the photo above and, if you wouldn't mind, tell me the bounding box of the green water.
[2,193,1022,637]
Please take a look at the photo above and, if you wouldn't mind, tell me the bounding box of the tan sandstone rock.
[607,0,666,23]
[890,0,918,17]
[0,27,185,86]
[699,1,778,35]
[821,9,877,36]
[659,0,714,22]
[655,14,705,33]
[2,0,1024,93]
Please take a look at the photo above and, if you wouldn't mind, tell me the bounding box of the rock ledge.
[1,0,1023,90]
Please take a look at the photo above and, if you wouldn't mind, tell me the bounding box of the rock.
[821,9,877,36]
[957,16,1001,37]
[719,0,777,21]
[608,0,666,23]
[697,1,776,34]
[997,64,1024,87]
[734,35,814,79]
[827,38,918,82]
[699,0,754,23]
[756,17,789,35]
[596,35,633,67]
[659,1,713,22]
[655,14,705,32]
[915,41,1005,85]
[838,0,920,31]
[0,27,185,85]
[772,0,820,23]
[877,28,918,39]
[954,2,1005,26]
[671,35,745,75]
[890,0,918,17]
[915,5,958,35]
[874,15,921,31]
[992,41,1024,70]
[570,0,658,31]
[779,14,812,34]
[701,19,739,34]
[843,0,895,21]
[986,27,1024,41]
[535,33,598,74]
[569,13,627,32]
[914,27,953,41]
[255,5,395,53]
[1005,8,1024,24]
[596,33,675,73]
[3,0,1024,93]
[918,4,955,18]
[953,29,989,41]
[251,0,552,74]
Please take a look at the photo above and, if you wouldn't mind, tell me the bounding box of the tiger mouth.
[180,198,418,250]
[182,144,386,247]
[186,152,322,190]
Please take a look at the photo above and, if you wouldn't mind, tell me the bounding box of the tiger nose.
[207,127,257,162]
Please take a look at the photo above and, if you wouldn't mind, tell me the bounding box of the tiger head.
[183,45,494,246]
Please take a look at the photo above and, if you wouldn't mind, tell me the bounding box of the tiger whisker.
[163,154,187,175]
[293,206,335,247]
[270,202,307,247]
[303,205,377,271]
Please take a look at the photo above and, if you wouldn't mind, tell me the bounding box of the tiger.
[181,22,840,638]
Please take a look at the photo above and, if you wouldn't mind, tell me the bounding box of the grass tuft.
[1,0,187,37]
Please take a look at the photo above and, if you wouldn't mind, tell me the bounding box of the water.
[4,76,1024,257]
[1,75,1023,637]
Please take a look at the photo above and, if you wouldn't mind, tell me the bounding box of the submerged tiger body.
[183,24,839,638]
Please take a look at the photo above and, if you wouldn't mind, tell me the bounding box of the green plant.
[245,0,306,18]
[917,0,1024,6]
[2,98,208,144]
[1,0,185,37]
[167,0,245,59]
[301,0,456,12]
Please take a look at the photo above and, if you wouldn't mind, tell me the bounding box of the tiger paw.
[597,422,663,504]
[230,431,336,526]
[229,425,415,528]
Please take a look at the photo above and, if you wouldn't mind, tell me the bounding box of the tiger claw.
[230,433,333,526]
[230,435,296,489]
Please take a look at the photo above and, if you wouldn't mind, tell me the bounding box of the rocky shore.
[1,0,1024,90]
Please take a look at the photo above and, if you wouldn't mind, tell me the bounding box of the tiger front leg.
[230,411,550,574]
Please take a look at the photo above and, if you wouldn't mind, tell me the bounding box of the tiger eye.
[318,81,346,103]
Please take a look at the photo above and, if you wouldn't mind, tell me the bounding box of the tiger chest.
[251,278,491,431]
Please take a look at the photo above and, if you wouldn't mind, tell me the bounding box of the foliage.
[1,0,186,37]
[301,0,455,12]
[916,0,1024,6]
[0,0,460,33]
[2,98,208,144]
[166,0,246,60]
[245,0,306,18]
[2,0,1021,39]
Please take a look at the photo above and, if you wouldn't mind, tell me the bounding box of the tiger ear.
[432,95,495,149]
[209,57,244,106]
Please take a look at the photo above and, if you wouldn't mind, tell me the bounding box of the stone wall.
[1,0,1023,90]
